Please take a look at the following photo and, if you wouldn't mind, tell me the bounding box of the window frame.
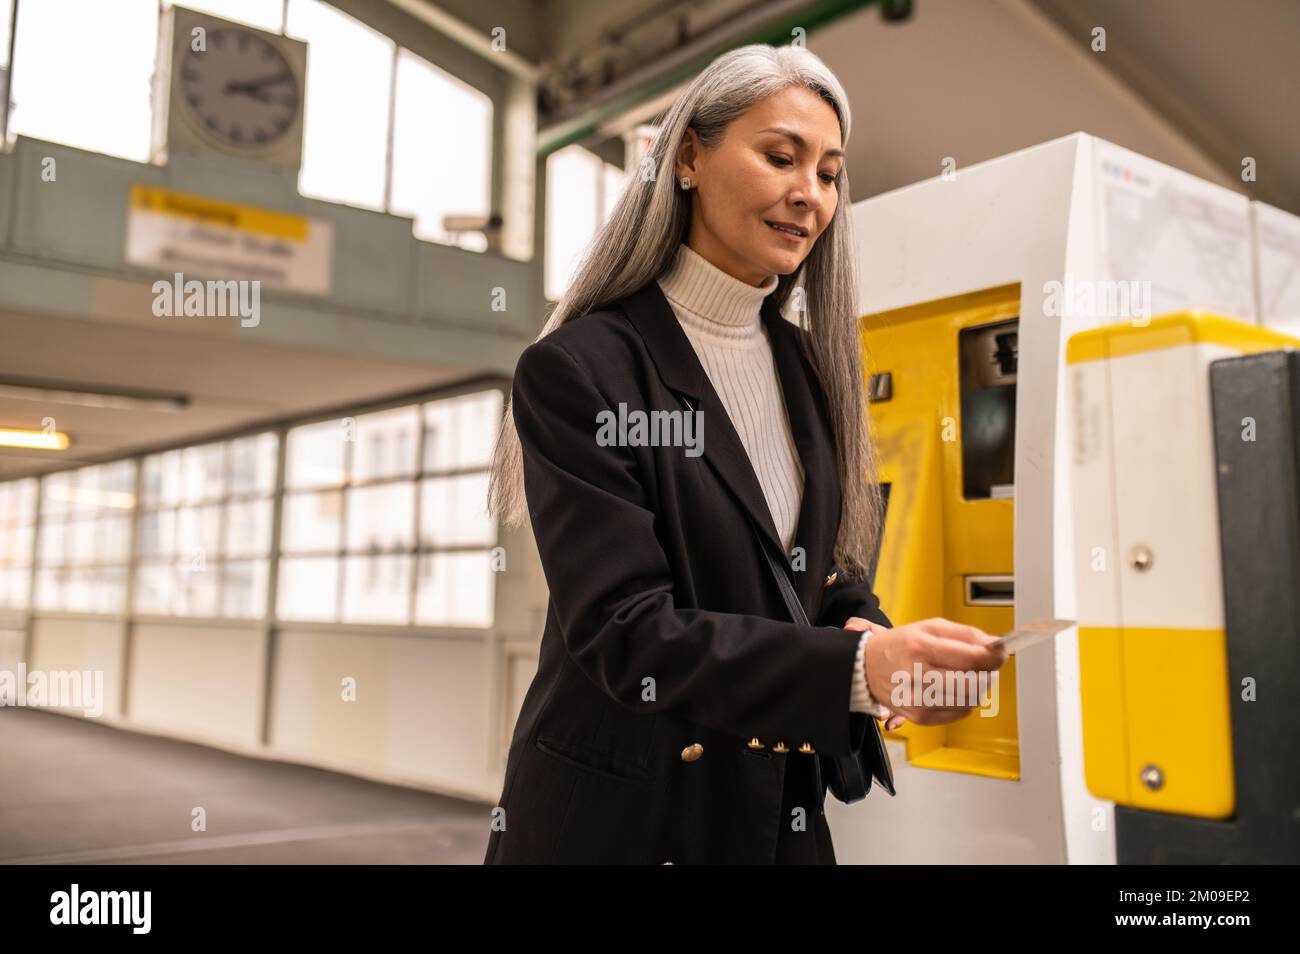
[0,376,509,634]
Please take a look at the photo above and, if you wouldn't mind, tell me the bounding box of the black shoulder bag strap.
[748,515,895,803]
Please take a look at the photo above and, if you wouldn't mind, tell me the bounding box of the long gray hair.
[487,42,885,583]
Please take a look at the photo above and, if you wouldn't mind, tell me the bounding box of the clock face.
[179,27,300,150]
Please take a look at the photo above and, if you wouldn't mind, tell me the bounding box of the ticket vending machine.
[1066,314,1300,862]
[834,132,1300,863]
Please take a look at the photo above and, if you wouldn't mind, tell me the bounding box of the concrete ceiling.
[809,0,1295,208]
[0,308,469,480]
[414,0,1299,215]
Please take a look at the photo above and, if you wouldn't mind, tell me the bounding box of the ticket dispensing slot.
[964,575,1014,606]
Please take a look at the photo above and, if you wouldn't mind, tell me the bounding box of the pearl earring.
[679,176,691,189]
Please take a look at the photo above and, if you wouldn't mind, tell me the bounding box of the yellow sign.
[125,184,332,295]
[129,184,309,241]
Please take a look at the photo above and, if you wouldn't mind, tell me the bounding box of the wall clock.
[152,6,308,171]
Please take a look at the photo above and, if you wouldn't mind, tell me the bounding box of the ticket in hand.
[991,618,1076,654]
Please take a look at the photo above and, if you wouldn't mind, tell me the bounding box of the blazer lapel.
[618,279,839,621]
[759,296,841,619]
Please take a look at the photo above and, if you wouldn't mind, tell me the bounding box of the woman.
[484,43,1006,865]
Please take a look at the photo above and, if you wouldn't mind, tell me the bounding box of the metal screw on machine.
[1140,764,1165,791]
[1130,545,1154,572]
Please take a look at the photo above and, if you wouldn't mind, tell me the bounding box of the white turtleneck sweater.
[656,242,882,717]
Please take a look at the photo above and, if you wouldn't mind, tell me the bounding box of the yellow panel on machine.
[860,284,1020,779]
[1065,311,1300,820]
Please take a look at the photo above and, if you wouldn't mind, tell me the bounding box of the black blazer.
[484,277,893,864]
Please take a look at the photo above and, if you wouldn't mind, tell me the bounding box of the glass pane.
[176,505,222,561]
[181,444,226,503]
[92,566,128,614]
[225,499,273,557]
[138,509,176,559]
[281,491,342,552]
[545,144,601,301]
[229,432,278,496]
[0,479,37,524]
[100,460,137,503]
[603,161,628,222]
[45,566,127,614]
[423,390,504,472]
[9,0,156,162]
[286,419,347,489]
[73,467,104,515]
[38,520,68,566]
[0,524,34,566]
[419,474,494,546]
[277,557,339,621]
[342,555,410,623]
[415,551,494,627]
[0,568,30,608]
[345,483,414,551]
[143,451,183,506]
[0,0,12,70]
[92,515,131,564]
[35,568,62,610]
[223,559,268,618]
[174,559,219,616]
[287,0,393,211]
[162,0,285,31]
[16,478,37,520]
[69,517,95,563]
[135,561,176,615]
[40,473,73,519]
[64,568,91,613]
[390,49,492,248]
[351,406,418,481]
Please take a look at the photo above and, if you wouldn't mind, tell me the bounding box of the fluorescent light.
[0,428,71,450]
[0,381,187,412]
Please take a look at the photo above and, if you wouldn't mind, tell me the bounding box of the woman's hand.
[843,617,906,729]
[844,616,1007,727]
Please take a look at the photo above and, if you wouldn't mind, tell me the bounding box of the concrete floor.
[0,707,490,864]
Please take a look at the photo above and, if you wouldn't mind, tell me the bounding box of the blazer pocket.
[534,735,657,784]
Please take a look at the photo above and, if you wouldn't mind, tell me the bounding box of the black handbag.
[749,516,896,804]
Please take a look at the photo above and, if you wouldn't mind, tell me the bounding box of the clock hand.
[224,83,295,105]
[230,88,275,104]
[225,72,293,94]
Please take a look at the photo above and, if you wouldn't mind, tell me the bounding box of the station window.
[6,0,156,160]
[0,385,502,628]
[545,144,628,300]
[160,0,286,32]
[390,49,493,249]
[279,389,502,627]
[287,0,395,212]
[0,478,37,609]
[35,461,137,613]
[135,433,278,619]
